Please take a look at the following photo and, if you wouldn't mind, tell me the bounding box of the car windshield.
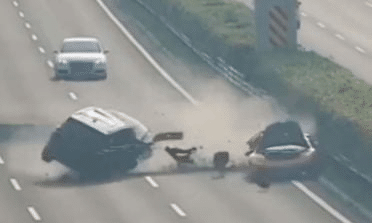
[61,41,101,53]
[260,121,308,149]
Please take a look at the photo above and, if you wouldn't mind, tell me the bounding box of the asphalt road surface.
[0,0,357,222]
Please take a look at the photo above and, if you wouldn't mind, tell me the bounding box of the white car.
[54,37,108,80]
[41,107,183,178]
[245,121,320,178]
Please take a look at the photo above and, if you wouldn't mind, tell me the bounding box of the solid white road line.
[0,156,4,164]
[366,2,372,8]
[10,178,22,191]
[292,181,352,223]
[13,1,19,7]
[335,34,345,41]
[317,22,326,28]
[170,203,187,217]
[25,22,31,29]
[19,11,24,18]
[47,60,54,68]
[31,34,38,41]
[355,46,366,54]
[27,207,42,221]
[68,92,78,100]
[100,3,352,222]
[145,176,159,188]
[38,47,45,54]
[96,0,199,106]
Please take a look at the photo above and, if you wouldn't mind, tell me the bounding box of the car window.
[61,41,101,53]
[260,121,308,149]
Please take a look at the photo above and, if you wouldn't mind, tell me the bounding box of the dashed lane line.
[68,92,78,101]
[170,203,187,217]
[25,22,31,29]
[47,60,54,68]
[38,47,45,54]
[335,34,345,41]
[317,22,326,28]
[355,46,366,54]
[99,2,354,223]
[145,176,159,188]
[12,1,19,7]
[31,34,38,41]
[366,2,372,8]
[27,207,42,221]
[0,156,4,164]
[292,181,352,223]
[10,178,22,191]
[19,11,24,18]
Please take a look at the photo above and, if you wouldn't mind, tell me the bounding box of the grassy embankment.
[140,0,372,152]
[134,0,372,212]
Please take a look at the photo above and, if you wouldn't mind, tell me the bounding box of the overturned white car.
[42,107,182,179]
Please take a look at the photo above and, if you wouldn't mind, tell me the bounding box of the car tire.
[42,147,54,162]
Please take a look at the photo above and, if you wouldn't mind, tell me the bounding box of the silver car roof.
[70,107,148,136]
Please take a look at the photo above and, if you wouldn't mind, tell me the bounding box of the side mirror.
[104,50,109,54]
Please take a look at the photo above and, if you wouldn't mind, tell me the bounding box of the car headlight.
[58,59,68,64]
[95,59,105,65]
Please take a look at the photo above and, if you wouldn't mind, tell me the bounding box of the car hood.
[57,53,105,62]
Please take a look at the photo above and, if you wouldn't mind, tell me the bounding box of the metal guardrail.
[121,0,372,220]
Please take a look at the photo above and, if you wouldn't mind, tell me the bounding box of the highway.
[234,0,372,84]
[0,0,357,222]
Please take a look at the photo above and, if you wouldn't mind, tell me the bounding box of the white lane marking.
[335,34,345,41]
[366,2,372,8]
[317,22,326,28]
[31,34,38,41]
[10,178,22,191]
[170,203,187,217]
[13,1,19,7]
[38,47,45,54]
[292,181,352,223]
[96,0,199,106]
[300,12,307,17]
[355,46,366,54]
[145,176,159,188]
[0,156,4,164]
[25,22,31,29]
[98,2,357,222]
[19,11,24,18]
[68,92,78,100]
[27,206,42,221]
[47,60,54,68]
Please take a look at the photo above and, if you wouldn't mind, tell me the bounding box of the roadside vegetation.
[140,0,372,143]
[128,0,372,213]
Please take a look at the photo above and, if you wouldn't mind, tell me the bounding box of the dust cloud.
[136,77,318,172]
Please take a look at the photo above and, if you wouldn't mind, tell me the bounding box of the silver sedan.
[54,37,108,80]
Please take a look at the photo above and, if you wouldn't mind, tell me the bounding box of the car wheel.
[42,148,54,162]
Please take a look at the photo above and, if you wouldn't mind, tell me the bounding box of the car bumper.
[248,148,318,170]
[55,62,107,79]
